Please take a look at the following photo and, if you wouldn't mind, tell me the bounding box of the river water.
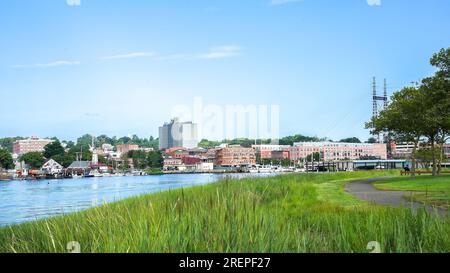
[0,173,274,226]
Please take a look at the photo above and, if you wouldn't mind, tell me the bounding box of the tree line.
[367,48,450,176]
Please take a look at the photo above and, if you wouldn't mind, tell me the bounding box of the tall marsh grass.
[0,171,449,253]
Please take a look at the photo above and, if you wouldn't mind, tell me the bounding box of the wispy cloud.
[367,0,381,6]
[66,0,81,6]
[12,60,81,69]
[197,45,241,60]
[104,46,242,62]
[101,52,155,60]
[269,0,302,6]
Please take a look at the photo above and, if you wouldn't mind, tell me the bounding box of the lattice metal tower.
[372,77,388,143]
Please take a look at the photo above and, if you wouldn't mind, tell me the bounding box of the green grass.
[0,170,449,253]
[374,175,450,210]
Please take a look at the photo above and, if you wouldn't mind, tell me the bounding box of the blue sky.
[0,0,449,141]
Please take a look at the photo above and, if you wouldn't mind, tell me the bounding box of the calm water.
[0,173,273,226]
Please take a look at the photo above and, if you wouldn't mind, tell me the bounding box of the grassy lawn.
[0,170,449,253]
[374,175,450,210]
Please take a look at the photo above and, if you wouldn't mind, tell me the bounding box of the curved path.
[345,178,448,217]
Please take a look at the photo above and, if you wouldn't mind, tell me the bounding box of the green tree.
[306,152,322,162]
[419,48,450,175]
[43,140,65,159]
[366,86,425,175]
[19,152,45,169]
[0,137,24,153]
[147,151,163,168]
[0,149,14,170]
[52,153,76,168]
[339,137,361,143]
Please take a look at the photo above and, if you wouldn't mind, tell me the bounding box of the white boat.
[72,174,83,179]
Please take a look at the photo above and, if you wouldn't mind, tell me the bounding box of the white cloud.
[66,0,81,6]
[269,0,302,6]
[104,46,242,62]
[12,60,81,68]
[367,0,381,6]
[101,52,155,60]
[196,45,241,60]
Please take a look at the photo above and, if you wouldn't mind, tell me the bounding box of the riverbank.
[1,170,449,253]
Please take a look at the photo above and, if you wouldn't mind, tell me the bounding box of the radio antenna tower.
[372,77,388,143]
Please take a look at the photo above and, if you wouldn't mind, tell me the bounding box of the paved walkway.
[345,178,448,217]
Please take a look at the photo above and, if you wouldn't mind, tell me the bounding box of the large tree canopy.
[367,47,450,176]
[19,152,45,169]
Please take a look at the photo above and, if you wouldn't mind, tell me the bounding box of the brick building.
[13,137,54,155]
[215,145,256,167]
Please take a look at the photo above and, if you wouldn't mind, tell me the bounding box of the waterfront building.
[163,158,183,170]
[12,137,54,155]
[182,156,202,165]
[390,142,450,159]
[290,142,387,162]
[252,144,291,159]
[159,118,198,150]
[41,159,63,175]
[67,161,91,175]
[215,145,256,167]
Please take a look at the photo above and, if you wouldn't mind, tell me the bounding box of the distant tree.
[279,134,323,146]
[147,151,163,168]
[366,137,377,144]
[76,134,95,148]
[128,150,148,170]
[0,137,24,153]
[117,136,132,145]
[0,149,14,170]
[306,152,322,162]
[52,153,75,168]
[20,152,45,169]
[339,137,361,143]
[198,139,221,148]
[43,140,65,159]
[62,140,75,149]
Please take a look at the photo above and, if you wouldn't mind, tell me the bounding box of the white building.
[41,159,63,175]
[159,118,199,149]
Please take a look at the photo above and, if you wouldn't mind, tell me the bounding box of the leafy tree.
[198,139,221,148]
[366,137,377,144]
[43,140,65,159]
[19,152,45,169]
[62,140,75,149]
[52,153,76,168]
[367,47,450,176]
[0,149,14,170]
[306,152,322,162]
[147,151,163,168]
[366,86,425,175]
[0,137,24,153]
[128,150,148,170]
[279,134,324,146]
[339,137,361,143]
